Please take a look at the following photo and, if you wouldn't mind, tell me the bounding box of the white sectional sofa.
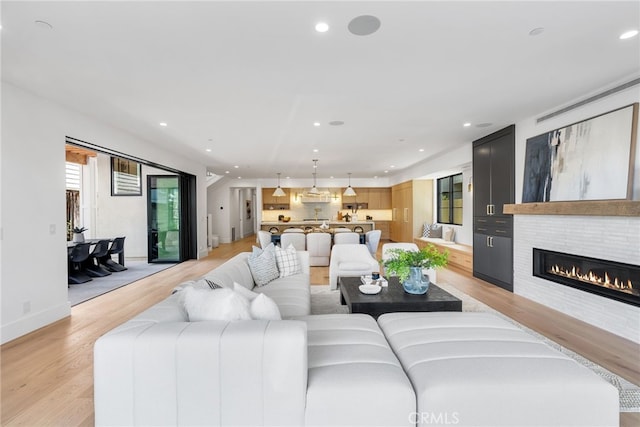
[94,250,619,427]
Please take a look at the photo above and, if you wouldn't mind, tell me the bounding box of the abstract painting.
[522,103,638,202]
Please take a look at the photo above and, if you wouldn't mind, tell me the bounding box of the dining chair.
[280,232,306,251]
[86,240,112,277]
[333,232,360,245]
[306,232,331,266]
[365,230,382,256]
[99,237,127,272]
[68,243,93,284]
[283,228,304,233]
[257,230,273,249]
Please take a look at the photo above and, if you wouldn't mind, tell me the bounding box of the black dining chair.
[85,240,112,277]
[99,237,127,272]
[68,243,93,284]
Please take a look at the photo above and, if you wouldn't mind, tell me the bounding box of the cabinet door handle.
[495,229,507,234]
[486,236,490,247]
[403,208,409,223]
[491,236,494,247]
[392,208,397,221]
[486,205,490,215]
[477,227,487,231]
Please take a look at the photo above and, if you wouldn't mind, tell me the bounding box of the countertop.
[261,220,376,225]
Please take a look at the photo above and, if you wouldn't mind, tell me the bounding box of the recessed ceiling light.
[225,171,230,174]
[529,27,544,36]
[234,165,239,169]
[286,176,290,179]
[205,148,212,152]
[159,122,167,127]
[329,120,344,126]
[390,165,395,168]
[313,148,319,153]
[476,123,493,128]
[315,22,329,33]
[620,30,639,40]
[348,15,381,36]
[313,122,321,127]
[237,176,242,179]
[374,176,378,179]
[384,170,389,173]
[419,148,425,152]
[463,122,471,127]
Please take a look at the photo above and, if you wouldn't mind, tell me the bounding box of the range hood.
[300,189,333,203]
[300,195,332,203]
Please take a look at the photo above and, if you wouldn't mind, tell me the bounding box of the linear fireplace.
[533,248,640,307]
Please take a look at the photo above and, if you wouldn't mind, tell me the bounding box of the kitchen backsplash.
[262,206,392,222]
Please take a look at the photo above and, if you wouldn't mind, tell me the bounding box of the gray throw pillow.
[247,244,280,286]
[429,224,442,238]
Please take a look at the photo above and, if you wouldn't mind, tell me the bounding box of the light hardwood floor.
[2,235,639,426]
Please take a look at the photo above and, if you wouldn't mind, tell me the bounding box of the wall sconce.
[294,192,300,202]
[467,177,473,192]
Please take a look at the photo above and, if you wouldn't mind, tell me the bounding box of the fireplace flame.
[549,264,635,295]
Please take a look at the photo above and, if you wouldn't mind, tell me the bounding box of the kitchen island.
[260,220,375,234]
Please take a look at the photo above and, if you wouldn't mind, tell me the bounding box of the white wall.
[1,82,208,344]
[90,153,173,258]
[513,82,640,342]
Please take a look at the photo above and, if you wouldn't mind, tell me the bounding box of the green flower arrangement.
[73,226,88,233]
[383,245,449,282]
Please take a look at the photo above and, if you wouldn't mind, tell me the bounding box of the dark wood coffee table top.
[339,276,462,318]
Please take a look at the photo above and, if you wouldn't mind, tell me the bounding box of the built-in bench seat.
[414,237,473,273]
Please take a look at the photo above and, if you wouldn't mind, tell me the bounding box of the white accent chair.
[333,232,360,245]
[306,232,331,266]
[283,227,304,233]
[365,230,382,256]
[257,230,272,249]
[329,244,380,290]
[280,232,306,251]
[381,242,437,284]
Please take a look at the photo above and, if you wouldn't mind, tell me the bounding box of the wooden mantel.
[503,200,640,217]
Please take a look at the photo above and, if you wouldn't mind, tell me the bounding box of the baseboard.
[1,302,71,345]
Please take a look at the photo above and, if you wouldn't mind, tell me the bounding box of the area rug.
[310,283,640,412]
[68,260,177,306]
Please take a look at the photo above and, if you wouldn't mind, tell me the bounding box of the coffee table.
[339,276,462,318]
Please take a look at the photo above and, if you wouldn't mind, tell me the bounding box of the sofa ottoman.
[297,313,416,427]
[377,312,619,427]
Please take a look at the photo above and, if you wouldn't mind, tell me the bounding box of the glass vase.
[402,267,430,295]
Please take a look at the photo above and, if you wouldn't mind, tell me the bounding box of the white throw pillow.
[247,244,280,286]
[182,287,251,321]
[443,226,455,242]
[274,243,301,278]
[233,282,281,320]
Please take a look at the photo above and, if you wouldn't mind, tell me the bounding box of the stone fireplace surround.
[514,214,640,343]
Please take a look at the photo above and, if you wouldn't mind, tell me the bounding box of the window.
[437,173,463,225]
[111,157,142,196]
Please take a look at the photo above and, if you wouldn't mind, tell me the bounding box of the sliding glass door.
[148,175,181,262]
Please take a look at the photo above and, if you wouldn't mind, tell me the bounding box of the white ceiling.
[2,1,639,180]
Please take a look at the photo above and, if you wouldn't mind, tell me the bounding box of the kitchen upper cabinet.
[472,125,515,291]
[367,187,392,209]
[341,187,391,210]
[390,180,432,242]
[262,188,290,210]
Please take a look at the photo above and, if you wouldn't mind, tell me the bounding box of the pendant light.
[308,160,320,195]
[272,173,286,197]
[343,172,357,196]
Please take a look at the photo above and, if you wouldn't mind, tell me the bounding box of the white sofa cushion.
[296,314,415,427]
[95,320,308,426]
[377,312,619,427]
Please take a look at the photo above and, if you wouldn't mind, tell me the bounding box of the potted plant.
[383,245,448,294]
[72,226,88,243]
